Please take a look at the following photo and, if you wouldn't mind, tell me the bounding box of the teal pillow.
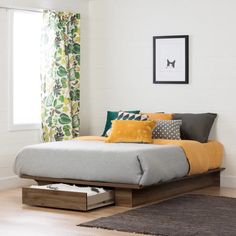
[101,110,140,136]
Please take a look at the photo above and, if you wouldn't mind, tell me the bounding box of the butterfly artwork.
[153,35,189,84]
[166,59,176,68]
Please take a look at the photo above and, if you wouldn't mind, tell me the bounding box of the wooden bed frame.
[21,168,224,207]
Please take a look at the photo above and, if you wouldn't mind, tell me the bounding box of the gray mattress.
[14,140,189,186]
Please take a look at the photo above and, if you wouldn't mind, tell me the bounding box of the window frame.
[8,9,41,131]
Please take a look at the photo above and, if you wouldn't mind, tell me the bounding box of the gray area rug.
[79,194,236,236]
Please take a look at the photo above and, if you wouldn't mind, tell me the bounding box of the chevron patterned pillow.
[117,111,148,121]
[106,111,148,136]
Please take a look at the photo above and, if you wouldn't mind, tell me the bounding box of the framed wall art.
[153,35,189,84]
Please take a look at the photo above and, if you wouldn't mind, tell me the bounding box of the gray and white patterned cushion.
[152,120,182,140]
[116,111,148,121]
[106,111,148,136]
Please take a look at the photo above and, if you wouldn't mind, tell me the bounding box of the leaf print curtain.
[41,11,80,142]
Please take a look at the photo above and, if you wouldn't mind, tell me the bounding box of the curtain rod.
[0,6,79,14]
[0,6,43,13]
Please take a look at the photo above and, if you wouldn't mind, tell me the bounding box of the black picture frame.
[153,35,189,84]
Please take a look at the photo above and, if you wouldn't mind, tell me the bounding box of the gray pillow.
[152,120,182,140]
[173,113,217,143]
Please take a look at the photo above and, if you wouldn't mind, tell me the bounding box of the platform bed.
[21,168,224,209]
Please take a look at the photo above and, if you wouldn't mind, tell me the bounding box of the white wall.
[88,0,236,187]
[0,0,89,190]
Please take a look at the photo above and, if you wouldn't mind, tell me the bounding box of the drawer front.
[22,187,114,211]
[22,187,88,211]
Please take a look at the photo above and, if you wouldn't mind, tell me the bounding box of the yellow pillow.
[143,113,173,120]
[106,120,156,143]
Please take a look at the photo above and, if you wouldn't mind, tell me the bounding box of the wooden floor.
[0,187,236,236]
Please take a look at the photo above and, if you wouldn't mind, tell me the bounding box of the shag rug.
[79,194,236,236]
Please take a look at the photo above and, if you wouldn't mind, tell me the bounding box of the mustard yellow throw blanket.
[153,139,223,175]
[75,136,223,176]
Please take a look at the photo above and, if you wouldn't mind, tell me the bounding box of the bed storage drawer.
[22,186,114,211]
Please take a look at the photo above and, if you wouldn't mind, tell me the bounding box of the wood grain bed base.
[21,168,224,207]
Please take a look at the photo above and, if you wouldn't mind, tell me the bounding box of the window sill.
[9,124,41,131]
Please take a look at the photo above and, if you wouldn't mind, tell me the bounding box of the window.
[10,10,43,130]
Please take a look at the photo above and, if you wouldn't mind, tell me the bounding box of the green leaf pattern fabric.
[41,11,80,142]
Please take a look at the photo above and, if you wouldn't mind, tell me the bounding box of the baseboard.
[221,175,236,188]
[0,175,35,191]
